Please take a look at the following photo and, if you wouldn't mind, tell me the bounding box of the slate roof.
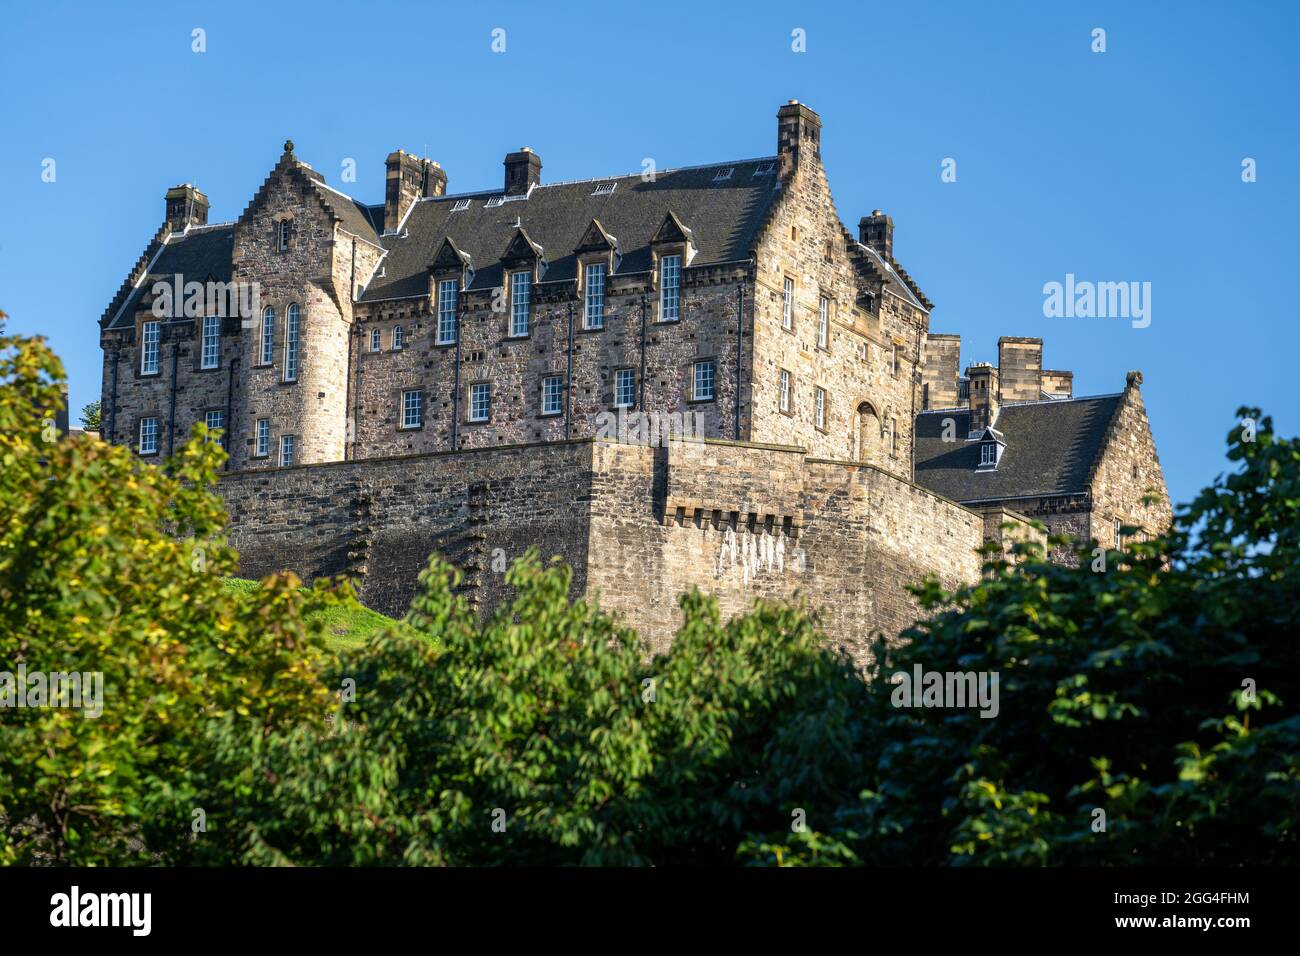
[359,157,782,301]
[104,224,235,330]
[310,180,383,245]
[912,394,1124,503]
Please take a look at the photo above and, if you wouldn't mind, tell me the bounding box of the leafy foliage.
[2,325,1296,865]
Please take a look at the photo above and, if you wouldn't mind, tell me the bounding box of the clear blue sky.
[2,0,1295,510]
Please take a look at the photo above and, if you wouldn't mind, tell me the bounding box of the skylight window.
[592,182,617,196]
[752,163,775,176]
[450,198,472,212]
[713,167,734,182]
[484,196,505,208]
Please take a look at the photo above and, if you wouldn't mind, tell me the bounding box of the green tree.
[0,331,343,864]
[78,399,100,431]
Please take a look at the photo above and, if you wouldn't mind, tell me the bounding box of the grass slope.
[224,578,400,651]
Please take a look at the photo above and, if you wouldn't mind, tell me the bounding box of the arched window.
[260,306,275,365]
[284,304,300,382]
[857,401,880,462]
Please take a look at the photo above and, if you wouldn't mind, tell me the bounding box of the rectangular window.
[280,434,295,467]
[469,382,491,422]
[510,271,531,337]
[401,389,422,429]
[892,343,901,376]
[260,309,275,365]
[541,375,564,416]
[693,361,715,401]
[370,327,382,352]
[659,254,681,322]
[393,326,405,350]
[284,306,300,382]
[138,417,158,455]
[278,219,291,252]
[779,369,791,413]
[584,263,606,329]
[890,417,898,456]
[980,443,996,466]
[782,277,794,330]
[1115,519,1123,547]
[141,320,160,375]
[201,315,220,369]
[255,419,270,458]
[614,368,636,409]
[815,387,826,429]
[204,410,225,446]
[437,279,458,344]
[818,296,829,349]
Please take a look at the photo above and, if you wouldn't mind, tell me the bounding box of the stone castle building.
[98,101,1172,660]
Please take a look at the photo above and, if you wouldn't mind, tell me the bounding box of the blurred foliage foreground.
[1,328,1296,866]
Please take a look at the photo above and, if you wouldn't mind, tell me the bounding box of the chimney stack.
[164,184,209,232]
[1041,370,1073,400]
[997,336,1043,403]
[922,333,961,409]
[776,100,821,180]
[504,147,542,196]
[967,363,999,433]
[385,151,445,231]
[859,210,893,260]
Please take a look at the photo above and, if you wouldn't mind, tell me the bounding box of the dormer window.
[976,427,1006,470]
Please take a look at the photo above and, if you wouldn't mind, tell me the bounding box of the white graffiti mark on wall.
[715,528,806,584]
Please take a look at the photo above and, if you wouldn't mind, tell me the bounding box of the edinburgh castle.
[98,101,1172,662]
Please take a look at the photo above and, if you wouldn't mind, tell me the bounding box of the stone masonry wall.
[1088,377,1174,546]
[583,438,983,664]
[216,436,986,665]
[220,440,596,618]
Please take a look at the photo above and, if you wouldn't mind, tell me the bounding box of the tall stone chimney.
[967,363,999,433]
[164,184,209,232]
[385,151,445,231]
[997,336,1043,403]
[859,210,894,260]
[1041,370,1073,399]
[922,333,961,409]
[776,100,821,180]
[504,147,542,196]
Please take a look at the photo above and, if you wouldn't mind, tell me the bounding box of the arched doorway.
[857,401,880,463]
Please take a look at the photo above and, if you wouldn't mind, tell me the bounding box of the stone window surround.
[257,306,276,367]
[252,418,271,459]
[781,274,796,332]
[138,316,162,377]
[779,367,794,416]
[612,366,637,409]
[433,274,460,347]
[578,253,611,330]
[538,374,565,418]
[814,385,828,433]
[198,314,221,371]
[465,381,493,425]
[274,214,294,253]
[136,414,161,457]
[506,268,533,339]
[399,388,423,431]
[651,245,685,324]
[688,358,717,404]
[816,293,831,351]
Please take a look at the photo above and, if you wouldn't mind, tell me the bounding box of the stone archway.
[856,400,881,464]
